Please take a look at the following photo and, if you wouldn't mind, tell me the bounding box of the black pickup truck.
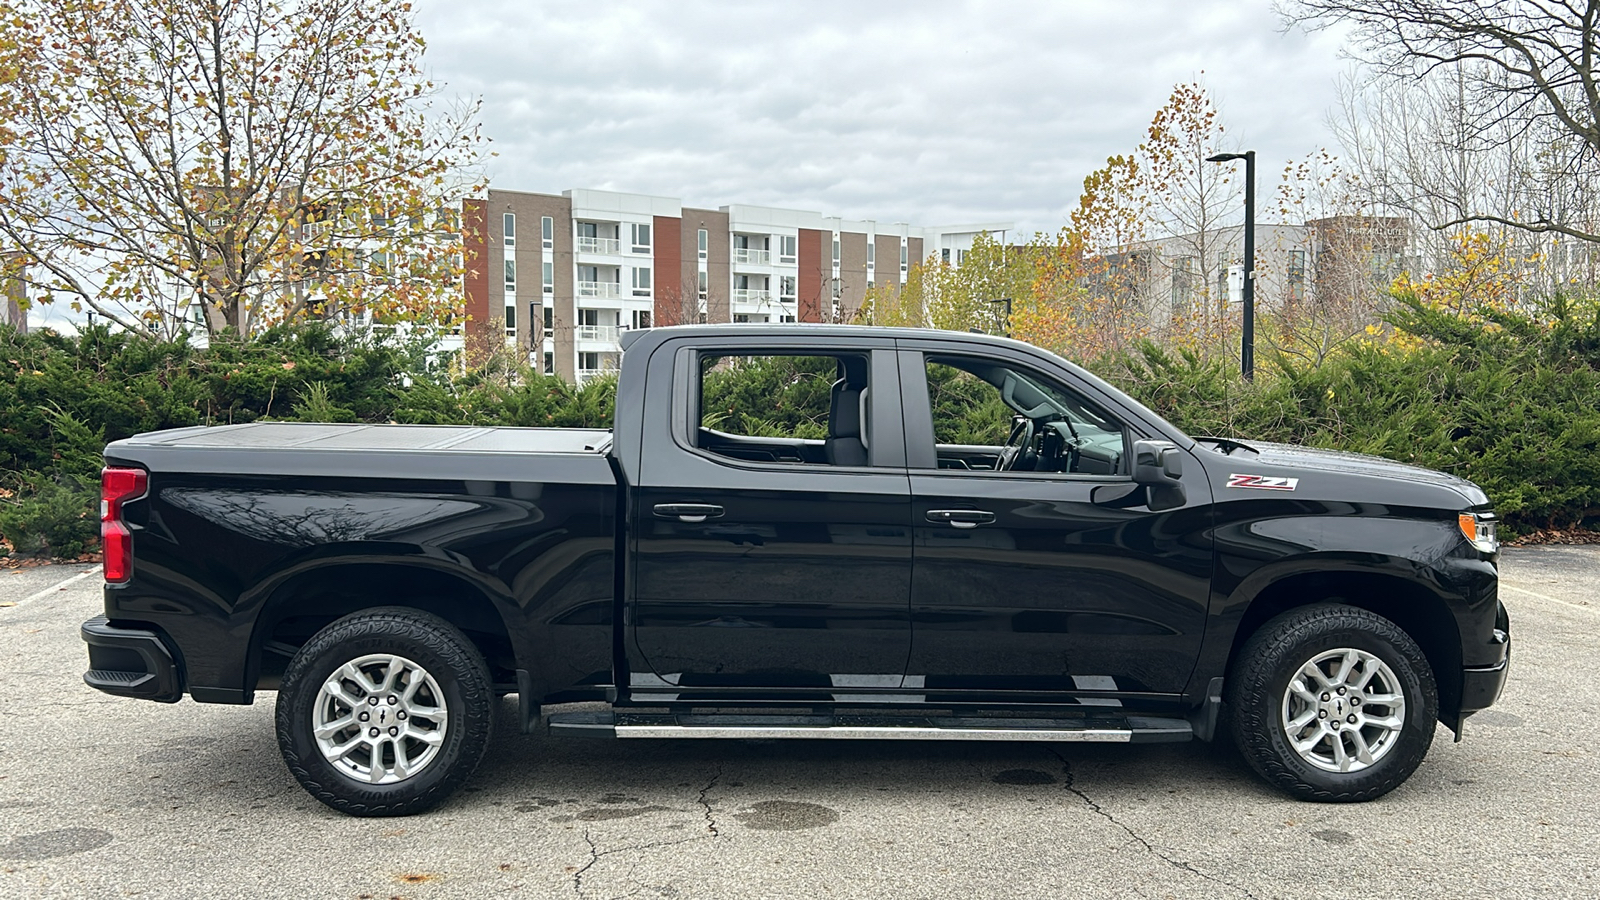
[82,325,1510,815]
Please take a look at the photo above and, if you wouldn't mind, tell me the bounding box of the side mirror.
[1132,440,1186,511]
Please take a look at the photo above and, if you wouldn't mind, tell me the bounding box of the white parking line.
[3,565,103,608]
[1501,582,1597,616]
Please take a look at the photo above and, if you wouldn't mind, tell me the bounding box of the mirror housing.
[1132,440,1186,511]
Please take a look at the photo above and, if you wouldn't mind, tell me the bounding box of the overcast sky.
[414,0,1354,238]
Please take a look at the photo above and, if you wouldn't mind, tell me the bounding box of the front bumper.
[1461,621,1511,714]
[81,616,183,703]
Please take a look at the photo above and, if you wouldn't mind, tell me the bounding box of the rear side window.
[695,353,872,467]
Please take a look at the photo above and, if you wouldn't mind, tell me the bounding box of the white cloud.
[416,0,1350,236]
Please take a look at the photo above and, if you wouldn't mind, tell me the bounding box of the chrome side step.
[547,712,1192,744]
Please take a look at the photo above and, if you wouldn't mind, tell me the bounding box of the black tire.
[275,607,493,817]
[1226,603,1437,803]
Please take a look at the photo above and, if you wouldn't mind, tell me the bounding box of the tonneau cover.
[105,422,617,484]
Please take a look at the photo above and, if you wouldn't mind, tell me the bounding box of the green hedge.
[3,294,1596,558]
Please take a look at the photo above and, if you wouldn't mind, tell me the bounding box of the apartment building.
[464,187,1009,381]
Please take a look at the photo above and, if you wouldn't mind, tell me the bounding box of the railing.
[732,288,772,304]
[577,367,619,382]
[733,247,772,265]
[576,236,622,254]
[577,281,622,299]
[574,324,620,342]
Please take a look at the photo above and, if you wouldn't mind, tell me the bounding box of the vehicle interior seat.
[826,356,869,466]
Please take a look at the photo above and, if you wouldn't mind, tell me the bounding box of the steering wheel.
[997,416,1035,471]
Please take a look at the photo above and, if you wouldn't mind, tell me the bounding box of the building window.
[832,235,840,266]
[867,243,875,266]
[503,213,515,247]
[780,314,796,323]
[957,249,968,265]
[504,259,516,293]
[733,314,750,323]
[697,228,708,260]
[632,310,651,329]
[900,240,908,272]
[631,266,652,296]
[543,351,553,375]
[630,222,651,253]
[698,269,709,299]
[543,304,553,333]
[542,260,554,294]
[780,276,797,299]
[1288,249,1307,302]
[580,351,599,372]
[1170,256,1194,307]
[779,235,797,264]
[942,248,950,264]
[504,302,517,333]
[541,216,554,250]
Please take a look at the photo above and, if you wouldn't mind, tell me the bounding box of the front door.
[628,343,914,701]
[901,347,1213,703]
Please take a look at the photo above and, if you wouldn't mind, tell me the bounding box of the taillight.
[101,467,148,583]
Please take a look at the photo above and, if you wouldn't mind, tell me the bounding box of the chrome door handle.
[926,509,996,529]
[653,503,725,523]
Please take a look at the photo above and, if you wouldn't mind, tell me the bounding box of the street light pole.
[1206,150,1256,381]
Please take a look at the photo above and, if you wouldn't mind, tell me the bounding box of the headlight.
[1458,512,1498,554]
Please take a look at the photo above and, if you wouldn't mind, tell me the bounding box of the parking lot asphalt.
[1,547,1597,900]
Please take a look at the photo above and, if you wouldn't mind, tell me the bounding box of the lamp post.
[1206,150,1255,381]
[987,297,1012,338]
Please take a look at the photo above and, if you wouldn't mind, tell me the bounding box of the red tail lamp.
[101,467,148,583]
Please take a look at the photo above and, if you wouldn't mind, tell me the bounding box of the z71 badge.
[1227,474,1299,491]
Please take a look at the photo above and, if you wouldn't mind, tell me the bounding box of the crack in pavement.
[571,768,724,899]
[1043,747,1265,900]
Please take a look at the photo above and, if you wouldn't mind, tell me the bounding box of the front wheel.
[1227,603,1437,802]
[275,607,493,816]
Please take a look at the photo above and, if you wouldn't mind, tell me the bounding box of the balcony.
[578,367,619,382]
[575,324,620,343]
[577,281,622,299]
[733,247,772,265]
[732,288,772,304]
[576,236,622,255]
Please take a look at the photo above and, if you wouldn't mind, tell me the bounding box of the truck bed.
[104,422,616,482]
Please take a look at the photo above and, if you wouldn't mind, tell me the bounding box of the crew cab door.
[898,343,1214,702]
[627,337,913,700]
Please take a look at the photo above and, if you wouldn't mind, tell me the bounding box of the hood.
[1199,439,1490,508]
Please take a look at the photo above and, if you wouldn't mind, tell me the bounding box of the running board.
[547,712,1192,744]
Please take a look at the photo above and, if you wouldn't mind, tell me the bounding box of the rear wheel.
[1227,603,1437,802]
[276,607,492,816]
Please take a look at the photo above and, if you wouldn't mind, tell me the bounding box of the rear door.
[627,336,914,701]
[899,342,1214,703]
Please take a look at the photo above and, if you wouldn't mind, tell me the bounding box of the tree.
[1286,0,1600,247]
[0,0,486,339]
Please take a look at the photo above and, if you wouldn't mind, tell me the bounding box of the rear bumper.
[81,616,183,703]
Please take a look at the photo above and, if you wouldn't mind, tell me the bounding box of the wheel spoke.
[1287,707,1319,730]
[1301,661,1333,689]
[367,739,388,783]
[1349,729,1375,766]
[1362,692,1401,706]
[376,658,403,694]
[1292,726,1329,755]
[314,714,355,740]
[1362,713,1403,731]
[1333,649,1358,686]
[322,674,365,709]
[1290,678,1318,704]
[1330,733,1351,772]
[405,726,444,746]
[1352,662,1380,690]
[392,740,412,779]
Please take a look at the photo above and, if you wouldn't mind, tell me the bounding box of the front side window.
[696,353,870,467]
[921,356,1125,476]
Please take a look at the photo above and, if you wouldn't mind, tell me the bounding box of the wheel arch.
[246,555,523,695]
[1226,567,1464,723]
